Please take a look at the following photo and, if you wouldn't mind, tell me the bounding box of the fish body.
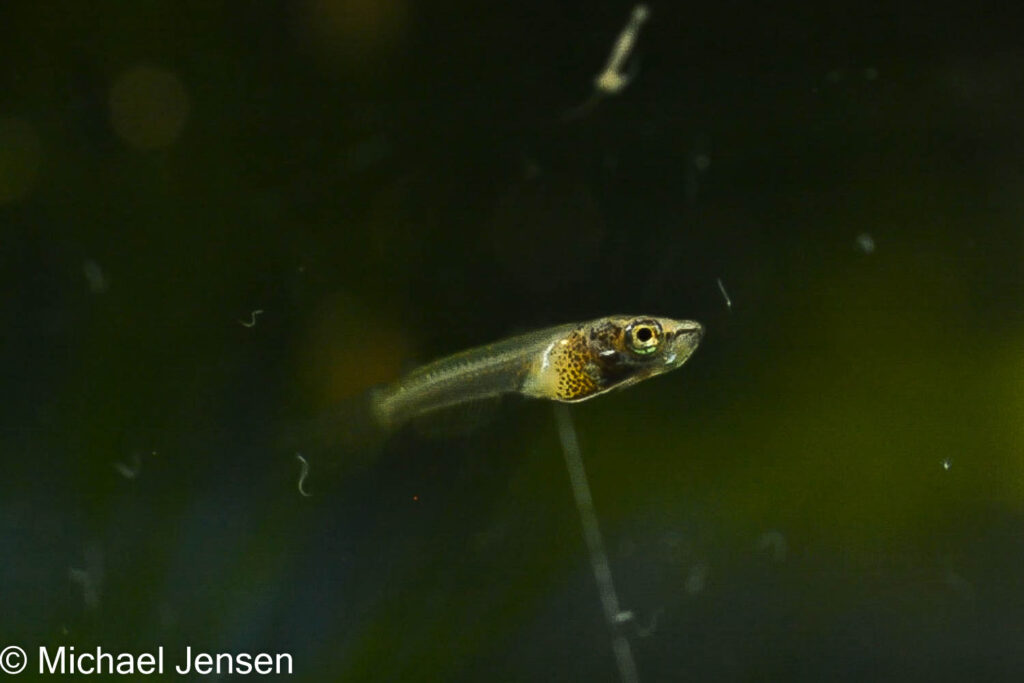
[372,315,703,429]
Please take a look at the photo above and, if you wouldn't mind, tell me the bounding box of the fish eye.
[626,320,661,355]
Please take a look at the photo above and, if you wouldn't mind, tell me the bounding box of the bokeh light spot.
[297,0,410,72]
[108,65,190,150]
[0,117,42,204]
[296,293,409,405]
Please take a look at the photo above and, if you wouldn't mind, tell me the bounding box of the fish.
[371,315,703,429]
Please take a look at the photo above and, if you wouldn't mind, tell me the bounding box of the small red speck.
[412,495,419,502]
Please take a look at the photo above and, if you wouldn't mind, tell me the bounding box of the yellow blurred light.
[296,293,410,405]
[297,0,410,72]
[108,65,190,150]
[0,117,42,204]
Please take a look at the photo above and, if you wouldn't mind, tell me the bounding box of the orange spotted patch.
[553,332,603,400]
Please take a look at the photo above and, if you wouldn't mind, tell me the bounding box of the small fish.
[372,315,703,429]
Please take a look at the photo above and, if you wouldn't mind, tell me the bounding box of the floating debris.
[855,232,876,254]
[685,137,712,205]
[563,4,650,119]
[685,562,710,595]
[943,565,975,601]
[594,4,650,96]
[68,545,104,611]
[942,458,952,471]
[82,260,108,294]
[757,530,788,562]
[636,607,664,638]
[112,451,146,479]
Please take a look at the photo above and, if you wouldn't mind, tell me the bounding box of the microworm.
[295,454,311,497]
[239,309,264,328]
[113,452,143,479]
[716,277,733,311]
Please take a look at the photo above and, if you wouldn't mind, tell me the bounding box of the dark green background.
[3,1,1024,680]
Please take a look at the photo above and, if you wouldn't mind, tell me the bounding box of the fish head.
[549,315,704,402]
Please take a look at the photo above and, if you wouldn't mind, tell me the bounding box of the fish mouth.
[670,320,704,345]
[664,320,704,365]
[685,322,705,343]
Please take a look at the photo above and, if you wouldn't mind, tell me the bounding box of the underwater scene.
[3,1,1024,680]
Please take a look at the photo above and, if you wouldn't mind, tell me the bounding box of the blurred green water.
[3,1,1024,681]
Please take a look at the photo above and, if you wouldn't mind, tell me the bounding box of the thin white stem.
[554,405,639,683]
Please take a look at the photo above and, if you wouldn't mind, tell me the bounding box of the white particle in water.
[855,232,876,254]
